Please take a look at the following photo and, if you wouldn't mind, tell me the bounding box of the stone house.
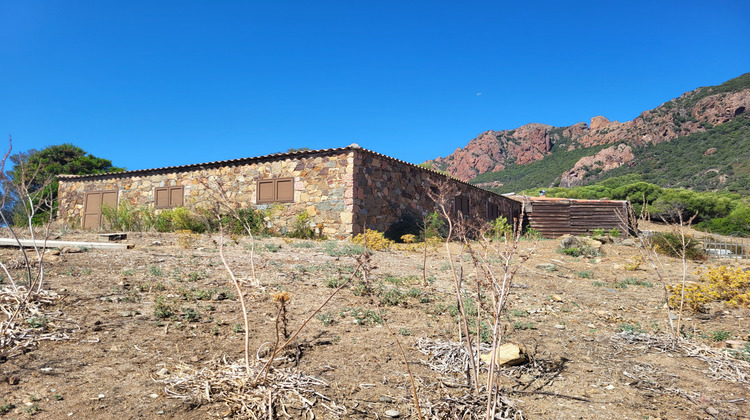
[57,144,521,239]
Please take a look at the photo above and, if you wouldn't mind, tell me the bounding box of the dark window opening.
[487,202,500,220]
[454,195,470,217]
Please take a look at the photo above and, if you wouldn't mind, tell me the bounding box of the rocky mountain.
[425,73,750,189]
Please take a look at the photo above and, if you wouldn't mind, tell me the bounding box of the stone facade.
[57,145,520,239]
[353,151,520,234]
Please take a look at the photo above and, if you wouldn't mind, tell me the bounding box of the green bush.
[153,207,206,233]
[221,208,267,235]
[696,203,750,236]
[288,210,317,239]
[650,232,706,260]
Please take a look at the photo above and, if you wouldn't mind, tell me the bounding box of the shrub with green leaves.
[650,232,706,260]
[221,208,268,235]
[102,201,156,231]
[288,210,317,239]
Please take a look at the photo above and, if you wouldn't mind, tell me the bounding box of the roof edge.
[57,144,506,199]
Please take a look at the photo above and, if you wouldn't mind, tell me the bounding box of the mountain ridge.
[425,73,750,188]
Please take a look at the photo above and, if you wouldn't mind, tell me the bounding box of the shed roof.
[509,196,628,205]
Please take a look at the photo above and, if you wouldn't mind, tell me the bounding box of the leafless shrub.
[429,180,535,419]
[620,199,696,341]
[0,137,70,360]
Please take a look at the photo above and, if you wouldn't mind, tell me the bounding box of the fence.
[700,234,749,259]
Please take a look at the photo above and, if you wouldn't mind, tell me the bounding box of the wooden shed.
[514,196,631,238]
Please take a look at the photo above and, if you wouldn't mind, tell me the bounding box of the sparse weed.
[325,277,343,288]
[24,403,41,415]
[323,241,365,257]
[399,328,412,336]
[730,343,750,362]
[513,321,536,330]
[708,330,732,342]
[0,399,14,414]
[615,277,652,289]
[154,296,174,319]
[616,323,646,334]
[509,309,529,317]
[339,307,382,326]
[262,243,282,253]
[181,306,201,322]
[577,270,593,278]
[148,266,163,277]
[378,288,406,307]
[291,241,316,249]
[186,270,207,282]
[315,311,335,326]
[26,317,49,329]
[407,287,422,299]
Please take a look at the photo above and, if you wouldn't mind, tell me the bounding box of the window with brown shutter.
[257,178,295,204]
[454,195,470,217]
[155,186,184,209]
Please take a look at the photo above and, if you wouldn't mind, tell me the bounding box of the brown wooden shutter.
[276,179,294,202]
[257,180,275,203]
[155,186,184,208]
[155,188,169,208]
[170,186,184,207]
[257,178,294,204]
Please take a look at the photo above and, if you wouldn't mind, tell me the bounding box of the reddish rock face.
[424,84,750,183]
[589,116,611,131]
[560,144,635,188]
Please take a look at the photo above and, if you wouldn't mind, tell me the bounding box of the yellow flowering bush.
[624,255,643,271]
[401,234,417,244]
[395,236,442,253]
[352,229,394,251]
[667,266,750,312]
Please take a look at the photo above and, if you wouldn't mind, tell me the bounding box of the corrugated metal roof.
[509,195,628,205]
[57,144,355,180]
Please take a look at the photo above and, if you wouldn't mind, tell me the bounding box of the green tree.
[7,144,125,225]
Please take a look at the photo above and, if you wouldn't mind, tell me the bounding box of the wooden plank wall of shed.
[569,202,628,235]
[526,201,571,238]
[527,201,628,238]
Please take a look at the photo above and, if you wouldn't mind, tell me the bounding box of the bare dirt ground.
[1,227,749,419]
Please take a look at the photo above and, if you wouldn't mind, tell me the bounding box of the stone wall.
[352,149,521,236]
[57,150,356,238]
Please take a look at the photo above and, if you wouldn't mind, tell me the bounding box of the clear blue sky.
[1,0,748,172]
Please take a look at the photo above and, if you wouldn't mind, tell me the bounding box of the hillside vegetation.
[592,115,750,194]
